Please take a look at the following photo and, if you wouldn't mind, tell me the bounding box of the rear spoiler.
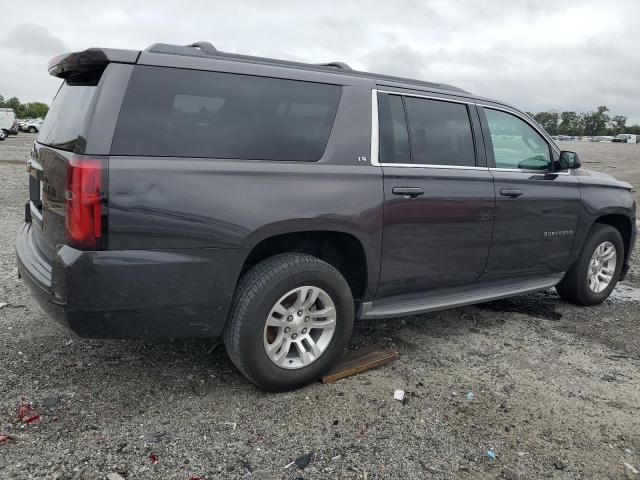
[48,48,140,79]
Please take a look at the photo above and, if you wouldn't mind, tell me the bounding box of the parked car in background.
[0,108,19,135]
[557,135,573,141]
[590,136,614,142]
[613,134,639,143]
[24,118,43,133]
[16,42,637,391]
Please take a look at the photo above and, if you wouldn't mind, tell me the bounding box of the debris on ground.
[601,374,616,382]
[321,345,398,383]
[554,459,567,470]
[393,389,405,402]
[465,392,475,401]
[17,399,41,424]
[622,463,639,477]
[42,395,60,407]
[106,473,125,480]
[485,449,497,460]
[148,453,159,464]
[294,452,314,470]
[0,435,16,444]
[0,302,25,309]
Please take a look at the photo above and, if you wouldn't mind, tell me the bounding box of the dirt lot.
[1,134,639,480]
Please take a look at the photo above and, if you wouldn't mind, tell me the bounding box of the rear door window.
[112,66,342,161]
[404,97,476,167]
[378,93,411,164]
[38,83,97,152]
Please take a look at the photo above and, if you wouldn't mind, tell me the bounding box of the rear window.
[111,66,342,161]
[38,82,96,152]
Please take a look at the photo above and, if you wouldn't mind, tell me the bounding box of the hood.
[575,168,633,190]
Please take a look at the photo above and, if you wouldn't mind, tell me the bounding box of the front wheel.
[224,253,354,391]
[556,224,624,305]
[28,127,37,133]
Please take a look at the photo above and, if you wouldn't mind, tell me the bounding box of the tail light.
[65,155,105,250]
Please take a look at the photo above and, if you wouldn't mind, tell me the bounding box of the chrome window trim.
[381,163,488,171]
[476,102,561,155]
[371,88,487,170]
[371,88,380,166]
[378,89,474,105]
[489,167,573,176]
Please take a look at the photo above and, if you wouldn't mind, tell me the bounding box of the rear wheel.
[556,224,624,305]
[224,253,354,391]
[28,126,37,133]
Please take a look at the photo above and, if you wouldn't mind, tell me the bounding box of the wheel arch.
[594,213,634,262]
[239,229,372,304]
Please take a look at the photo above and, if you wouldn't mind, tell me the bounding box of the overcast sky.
[2,0,640,122]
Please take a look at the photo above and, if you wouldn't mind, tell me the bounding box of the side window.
[484,109,550,170]
[112,66,341,161]
[378,94,410,164]
[404,97,476,167]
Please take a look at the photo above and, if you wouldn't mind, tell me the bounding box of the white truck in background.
[0,108,19,136]
[613,134,639,143]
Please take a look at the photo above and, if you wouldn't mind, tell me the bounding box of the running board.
[360,274,563,320]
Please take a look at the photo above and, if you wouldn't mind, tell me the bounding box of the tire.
[224,253,354,391]
[556,224,624,305]
[28,127,37,133]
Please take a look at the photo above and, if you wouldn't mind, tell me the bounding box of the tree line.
[0,94,49,119]
[526,106,640,136]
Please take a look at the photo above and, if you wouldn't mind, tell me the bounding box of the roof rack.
[148,42,352,71]
[317,62,352,71]
[185,41,217,55]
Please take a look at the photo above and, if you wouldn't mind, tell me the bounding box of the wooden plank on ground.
[321,345,398,384]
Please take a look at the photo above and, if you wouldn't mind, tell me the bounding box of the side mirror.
[558,150,581,170]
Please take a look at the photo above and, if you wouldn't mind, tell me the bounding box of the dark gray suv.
[16,42,636,391]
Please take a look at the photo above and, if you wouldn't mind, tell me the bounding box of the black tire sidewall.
[236,263,354,391]
[575,227,624,304]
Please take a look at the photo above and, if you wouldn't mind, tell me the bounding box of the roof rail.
[318,61,352,71]
[185,41,217,55]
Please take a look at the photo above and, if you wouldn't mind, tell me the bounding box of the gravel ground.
[1,134,639,480]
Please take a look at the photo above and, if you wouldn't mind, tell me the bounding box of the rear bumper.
[16,222,244,339]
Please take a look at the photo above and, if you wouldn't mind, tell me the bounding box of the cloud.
[3,24,68,56]
[365,44,427,80]
[0,0,639,122]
